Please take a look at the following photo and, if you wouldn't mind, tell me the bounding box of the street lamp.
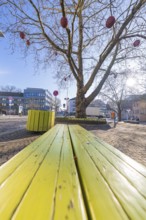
[8,97,13,116]
[62,75,71,114]
[64,97,69,113]
[126,109,131,120]
[53,90,59,113]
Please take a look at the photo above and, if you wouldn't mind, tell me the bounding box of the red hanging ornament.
[133,40,140,47]
[26,40,30,46]
[64,77,67,81]
[60,17,68,28]
[20,32,25,39]
[53,90,59,96]
[106,16,115,28]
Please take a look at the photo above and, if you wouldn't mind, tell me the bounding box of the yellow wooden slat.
[69,125,128,220]
[0,125,62,219]
[95,135,146,177]
[43,111,49,131]
[11,125,87,220]
[26,110,55,132]
[69,125,146,220]
[47,111,52,130]
[74,125,146,198]
[33,110,40,131]
[0,125,61,185]
[26,110,31,130]
[28,110,35,131]
[51,111,55,127]
[38,111,44,131]
[0,136,41,184]
[77,124,146,177]
[53,125,87,220]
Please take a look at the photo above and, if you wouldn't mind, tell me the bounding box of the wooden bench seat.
[69,125,146,220]
[0,124,146,219]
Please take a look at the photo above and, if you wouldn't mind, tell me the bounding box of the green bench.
[0,124,146,219]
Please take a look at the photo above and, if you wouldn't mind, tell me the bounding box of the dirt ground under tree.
[0,117,146,167]
[82,122,146,166]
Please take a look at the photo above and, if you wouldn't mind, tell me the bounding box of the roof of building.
[0,92,23,97]
[89,99,106,107]
[24,88,45,91]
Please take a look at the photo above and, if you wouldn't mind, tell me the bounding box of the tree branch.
[85,43,119,106]
[84,0,146,94]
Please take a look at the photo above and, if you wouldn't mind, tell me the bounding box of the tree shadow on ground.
[81,123,112,131]
[0,129,42,142]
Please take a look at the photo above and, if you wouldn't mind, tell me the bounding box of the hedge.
[55,117,106,125]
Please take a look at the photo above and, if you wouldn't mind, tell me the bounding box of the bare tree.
[0,85,22,92]
[101,75,128,121]
[49,96,61,112]
[100,72,144,121]
[0,0,146,117]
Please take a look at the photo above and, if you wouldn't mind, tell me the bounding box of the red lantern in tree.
[20,32,25,39]
[53,90,59,96]
[133,40,140,47]
[106,16,115,28]
[26,40,30,46]
[60,17,68,28]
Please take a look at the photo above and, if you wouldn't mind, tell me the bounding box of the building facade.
[0,88,53,115]
[68,97,106,116]
[133,100,146,121]
[0,92,24,115]
[24,88,53,113]
[88,99,107,116]
[68,97,76,114]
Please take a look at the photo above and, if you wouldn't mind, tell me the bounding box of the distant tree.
[50,97,61,112]
[100,72,142,121]
[0,1,146,117]
[55,98,61,112]
[0,85,22,92]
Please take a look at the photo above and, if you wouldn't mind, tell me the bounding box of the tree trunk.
[75,84,86,118]
[118,109,122,121]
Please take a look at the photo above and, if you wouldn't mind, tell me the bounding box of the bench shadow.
[0,129,42,142]
[80,123,112,131]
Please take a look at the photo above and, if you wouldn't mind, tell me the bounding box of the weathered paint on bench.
[0,124,146,219]
[69,125,146,220]
[0,125,87,220]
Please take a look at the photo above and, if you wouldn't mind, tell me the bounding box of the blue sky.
[0,35,76,106]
